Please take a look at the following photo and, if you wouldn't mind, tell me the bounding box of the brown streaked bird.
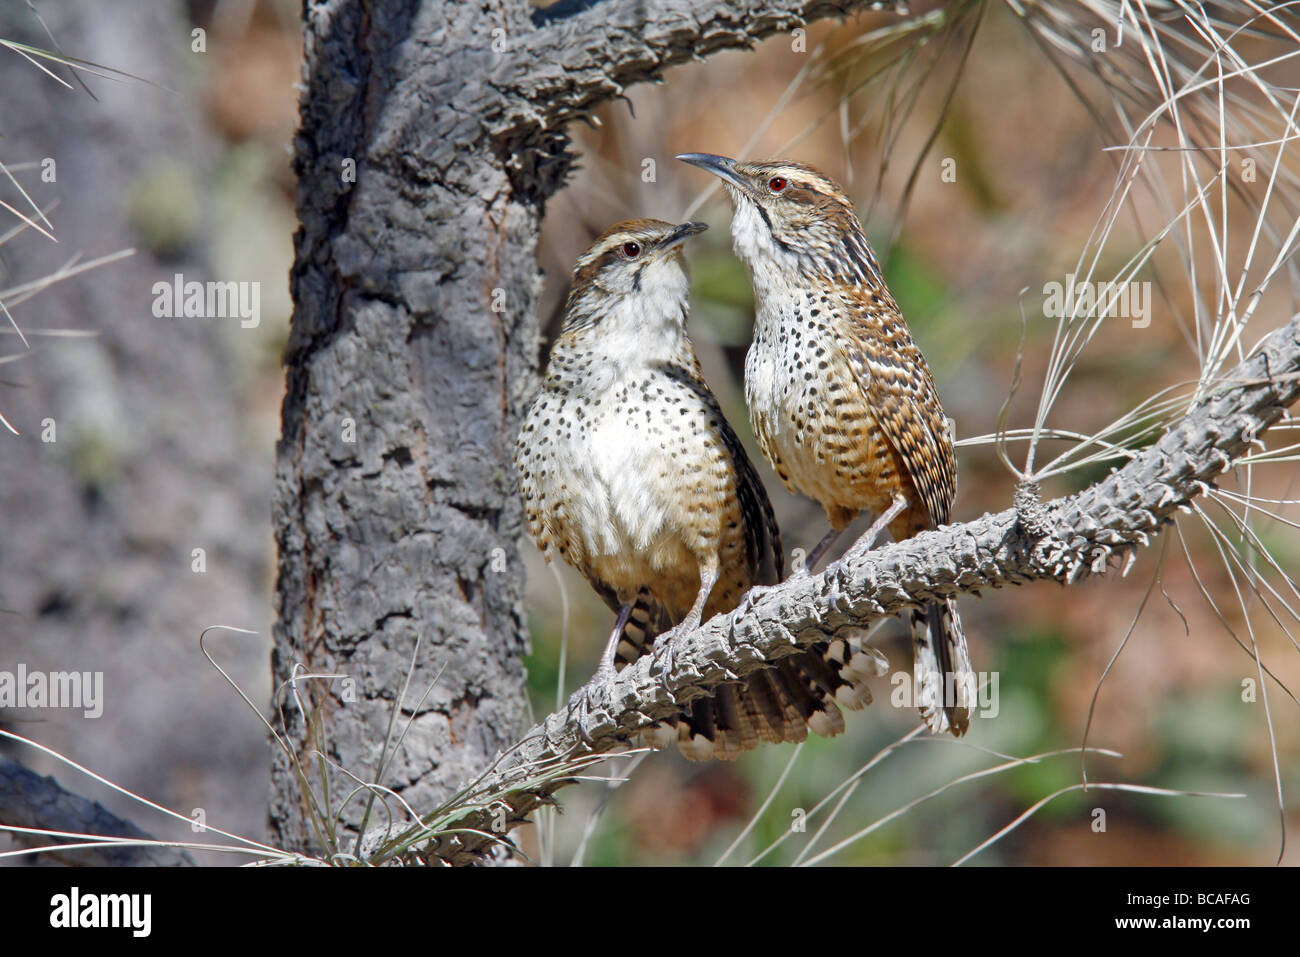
[514,218,886,760]
[677,153,974,736]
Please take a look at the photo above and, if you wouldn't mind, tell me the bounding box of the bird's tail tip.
[910,599,975,737]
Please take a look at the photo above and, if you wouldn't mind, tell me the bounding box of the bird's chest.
[519,373,700,583]
[745,297,893,509]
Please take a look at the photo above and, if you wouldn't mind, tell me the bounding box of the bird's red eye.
[768,176,788,192]
[622,241,642,258]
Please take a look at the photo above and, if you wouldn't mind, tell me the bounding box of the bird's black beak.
[659,220,709,251]
[676,153,751,195]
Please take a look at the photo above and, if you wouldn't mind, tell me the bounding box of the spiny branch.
[412,311,1300,865]
[493,1,898,135]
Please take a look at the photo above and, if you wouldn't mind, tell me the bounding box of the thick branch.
[498,1,889,131]
[416,313,1300,865]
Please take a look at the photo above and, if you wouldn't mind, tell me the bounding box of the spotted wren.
[678,154,974,736]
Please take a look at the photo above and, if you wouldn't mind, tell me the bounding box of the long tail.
[909,598,973,736]
[655,634,888,762]
[611,589,887,761]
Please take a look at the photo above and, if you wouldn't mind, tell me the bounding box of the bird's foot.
[835,497,908,569]
[726,584,769,644]
[823,505,905,608]
[824,559,852,609]
[564,661,617,748]
[650,623,693,700]
[736,577,790,614]
[728,571,802,641]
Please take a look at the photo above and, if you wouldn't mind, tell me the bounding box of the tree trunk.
[270,1,539,851]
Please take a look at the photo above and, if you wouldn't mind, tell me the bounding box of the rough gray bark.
[271,0,888,855]
[0,760,195,867]
[399,313,1300,865]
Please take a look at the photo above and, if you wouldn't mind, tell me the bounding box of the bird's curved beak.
[658,220,709,251]
[676,153,750,195]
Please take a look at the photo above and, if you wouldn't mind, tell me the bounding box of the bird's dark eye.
[622,241,642,258]
[768,176,788,193]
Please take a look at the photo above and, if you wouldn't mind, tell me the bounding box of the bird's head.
[561,219,707,337]
[676,153,882,289]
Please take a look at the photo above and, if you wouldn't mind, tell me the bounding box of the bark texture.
[271,0,887,855]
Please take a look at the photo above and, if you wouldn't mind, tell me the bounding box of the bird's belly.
[587,415,694,569]
[529,398,698,593]
[745,331,898,516]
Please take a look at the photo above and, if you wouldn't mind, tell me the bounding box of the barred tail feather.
[657,635,888,761]
[910,598,973,736]
[621,591,890,760]
[613,587,671,668]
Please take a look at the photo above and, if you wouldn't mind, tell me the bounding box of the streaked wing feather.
[837,285,956,527]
